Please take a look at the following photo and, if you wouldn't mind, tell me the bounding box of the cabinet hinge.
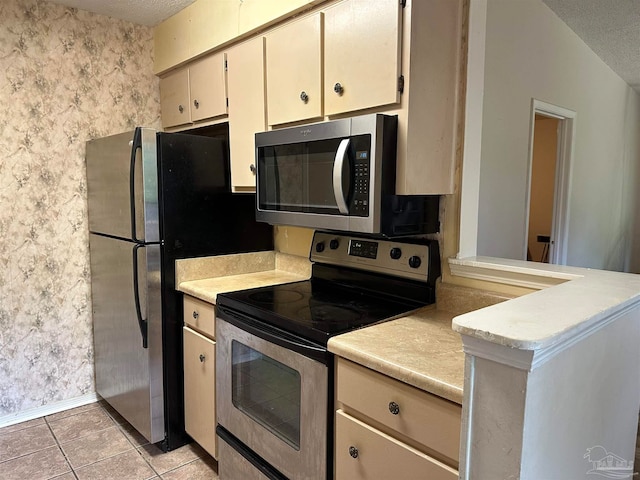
[398,75,405,94]
[224,59,228,71]
[226,98,229,108]
[400,0,406,7]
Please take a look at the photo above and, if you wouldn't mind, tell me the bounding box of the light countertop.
[176,251,311,304]
[328,306,465,404]
[179,270,309,304]
[450,257,640,351]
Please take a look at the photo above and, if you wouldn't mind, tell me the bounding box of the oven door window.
[231,341,301,450]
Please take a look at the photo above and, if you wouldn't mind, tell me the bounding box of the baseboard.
[0,392,100,429]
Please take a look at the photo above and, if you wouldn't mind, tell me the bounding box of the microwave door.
[332,138,350,214]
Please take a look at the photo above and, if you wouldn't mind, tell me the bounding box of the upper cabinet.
[226,37,268,191]
[155,0,464,195]
[154,0,322,75]
[264,0,403,126]
[159,52,227,129]
[323,0,402,116]
[265,13,324,126]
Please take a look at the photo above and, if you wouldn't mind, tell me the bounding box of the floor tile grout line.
[134,444,164,478]
[46,406,119,447]
[43,416,78,479]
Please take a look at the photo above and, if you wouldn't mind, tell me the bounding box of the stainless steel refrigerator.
[86,127,272,450]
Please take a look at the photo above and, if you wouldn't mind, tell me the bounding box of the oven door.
[216,311,328,480]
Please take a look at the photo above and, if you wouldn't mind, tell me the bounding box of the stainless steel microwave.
[255,114,439,236]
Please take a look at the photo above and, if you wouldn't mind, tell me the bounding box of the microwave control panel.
[350,136,371,216]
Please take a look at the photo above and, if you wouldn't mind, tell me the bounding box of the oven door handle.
[217,305,329,364]
[332,138,351,214]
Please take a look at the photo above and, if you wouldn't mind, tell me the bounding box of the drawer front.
[335,410,458,480]
[183,295,215,338]
[183,327,216,457]
[336,358,461,462]
[218,435,271,480]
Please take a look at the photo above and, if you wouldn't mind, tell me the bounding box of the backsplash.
[0,0,161,417]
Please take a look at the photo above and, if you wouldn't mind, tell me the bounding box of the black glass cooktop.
[216,277,425,346]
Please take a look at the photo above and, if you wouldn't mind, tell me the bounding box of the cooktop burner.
[248,290,305,304]
[217,279,422,345]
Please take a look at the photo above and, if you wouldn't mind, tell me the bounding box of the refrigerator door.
[89,233,164,443]
[86,128,159,242]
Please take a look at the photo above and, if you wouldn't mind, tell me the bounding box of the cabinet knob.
[388,401,400,415]
[192,311,199,319]
[348,446,359,459]
[333,82,344,95]
[249,164,256,174]
[199,354,205,363]
[193,99,200,109]
[178,104,184,113]
[300,91,309,103]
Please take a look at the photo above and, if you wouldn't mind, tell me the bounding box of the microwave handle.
[332,138,351,214]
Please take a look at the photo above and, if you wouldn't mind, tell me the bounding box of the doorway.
[525,100,575,264]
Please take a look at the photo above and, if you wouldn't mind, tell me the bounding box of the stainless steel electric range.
[215,231,441,480]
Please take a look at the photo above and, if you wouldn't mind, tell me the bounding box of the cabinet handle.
[388,401,400,415]
[349,446,358,459]
[333,82,344,95]
[192,311,199,319]
[300,91,309,103]
[178,104,184,113]
[199,354,206,362]
[249,164,256,174]
[193,99,199,109]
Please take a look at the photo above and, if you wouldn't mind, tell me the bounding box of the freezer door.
[86,128,159,242]
[89,233,164,444]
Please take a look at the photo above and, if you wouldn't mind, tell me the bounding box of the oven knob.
[329,239,340,250]
[408,256,422,269]
[390,247,402,260]
[316,242,325,253]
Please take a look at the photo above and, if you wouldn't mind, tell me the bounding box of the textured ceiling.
[542,0,640,93]
[47,0,197,26]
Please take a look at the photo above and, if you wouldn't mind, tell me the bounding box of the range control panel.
[310,231,436,282]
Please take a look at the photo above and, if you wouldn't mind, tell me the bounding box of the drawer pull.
[348,446,359,459]
[192,311,199,319]
[199,354,206,363]
[388,401,400,415]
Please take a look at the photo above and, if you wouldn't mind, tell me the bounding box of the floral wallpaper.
[0,0,161,417]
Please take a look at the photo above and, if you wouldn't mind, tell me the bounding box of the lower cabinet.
[335,358,461,479]
[183,296,217,458]
[335,410,457,480]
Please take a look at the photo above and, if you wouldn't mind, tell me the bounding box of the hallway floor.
[0,401,218,480]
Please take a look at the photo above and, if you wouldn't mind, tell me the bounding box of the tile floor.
[0,401,218,480]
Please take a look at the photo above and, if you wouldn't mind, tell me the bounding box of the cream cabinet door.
[189,52,227,123]
[335,410,458,480]
[226,37,267,190]
[324,0,402,116]
[183,327,217,458]
[265,13,323,125]
[160,68,191,128]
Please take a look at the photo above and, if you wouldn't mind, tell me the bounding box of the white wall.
[476,0,640,271]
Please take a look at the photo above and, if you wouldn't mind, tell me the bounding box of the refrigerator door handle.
[129,127,143,243]
[132,243,149,349]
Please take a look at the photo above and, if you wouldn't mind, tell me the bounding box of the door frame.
[524,99,576,265]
